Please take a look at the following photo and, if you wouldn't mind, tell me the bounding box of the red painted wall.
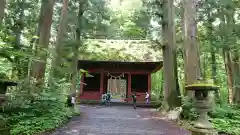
[124,92,147,102]
[80,70,152,102]
[80,91,100,100]
[136,92,147,101]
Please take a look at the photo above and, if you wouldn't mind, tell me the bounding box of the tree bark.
[233,51,240,103]
[50,0,69,82]
[0,0,6,24]
[71,0,86,94]
[31,0,55,85]
[223,50,234,104]
[161,0,181,111]
[13,0,25,79]
[224,4,236,104]
[183,0,201,96]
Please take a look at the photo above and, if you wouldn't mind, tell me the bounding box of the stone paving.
[49,105,190,135]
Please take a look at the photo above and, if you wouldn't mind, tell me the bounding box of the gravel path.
[49,105,190,135]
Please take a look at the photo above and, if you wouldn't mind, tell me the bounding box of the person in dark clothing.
[67,95,72,107]
[132,91,137,109]
[106,91,112,107]
[67,93,75,107]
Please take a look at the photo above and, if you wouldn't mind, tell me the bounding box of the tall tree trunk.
[205,6,219,97]
[224,2,240,104]
[31,0,55,86]
[224,4,236,104]
[13,0,25,79]
[233,51,240,103]
[183,0,201,96]
[50,0,69,83]
[71,0,86,94]
[161,0,181,111]
[0,0,5,24]
[223,50,234,104]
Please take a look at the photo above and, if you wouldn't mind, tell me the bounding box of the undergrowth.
[210,105,240,135]
[0,90,80,135]
[181,97,240,135]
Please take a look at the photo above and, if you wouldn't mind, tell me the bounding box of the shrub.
[210,105,240,135]
[1,91,79,135]
[180,96,198,120]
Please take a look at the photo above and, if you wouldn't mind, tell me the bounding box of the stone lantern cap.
[185,83,219,92]
[0,80,18,86]
[0,79,18,95]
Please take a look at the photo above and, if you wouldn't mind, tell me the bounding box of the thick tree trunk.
[31,0,55,85]
[71,0,86,94]
[50,0,69,82]
[224,4,236,104]
[223,50,234,104]
[233,51,240,103]
[183,0,201,96]
[0,0,5,24]
[161,0,181,111]
[13,0,25,79]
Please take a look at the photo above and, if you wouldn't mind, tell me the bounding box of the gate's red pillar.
[128,73,131,99]
[148,73,151,99]
[100,72,104,97]
[80,74,85,95]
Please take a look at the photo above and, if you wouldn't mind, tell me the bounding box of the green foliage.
[180,96,198,121]
[151,70,163,100]
[1,91,79,135]
[210,105,240,135]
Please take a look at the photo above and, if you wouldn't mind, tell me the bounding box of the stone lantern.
[185,83,219,135]
[0,80,18,135]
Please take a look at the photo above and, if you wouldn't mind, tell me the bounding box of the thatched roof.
[82,39,162,62]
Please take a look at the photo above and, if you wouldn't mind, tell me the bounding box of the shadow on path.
[48,105,190,135]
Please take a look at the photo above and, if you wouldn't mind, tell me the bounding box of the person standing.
[101,93,107,107]
[71,94,76,106]
[145,92,150,104]
[106,91,112,107]
[132,91,137,109]
[71,96,76,105]
[66,95,72,107]
[70,93,76,112]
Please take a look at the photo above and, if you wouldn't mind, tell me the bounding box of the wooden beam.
[79,74,85,95]
[148,74,151,98]
[87,69,150,74]
[128,73,131,99]
[100,72,104,96]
